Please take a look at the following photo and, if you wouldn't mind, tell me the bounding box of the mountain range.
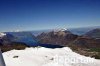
[36,28,100,59]
[0,26,100,59]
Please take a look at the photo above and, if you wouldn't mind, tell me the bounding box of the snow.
[0,32,6,38]
[3,47,100,66]
[60,28,67,31]
[53,28,67,32]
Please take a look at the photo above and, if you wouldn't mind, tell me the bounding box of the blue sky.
[0,0,100,32]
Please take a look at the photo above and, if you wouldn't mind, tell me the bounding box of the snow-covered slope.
[0,32,6,38]
[3,47,100,66]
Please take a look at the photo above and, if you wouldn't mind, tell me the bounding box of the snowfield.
[3,47,100,66]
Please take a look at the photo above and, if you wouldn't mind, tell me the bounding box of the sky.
[0,0,100,32]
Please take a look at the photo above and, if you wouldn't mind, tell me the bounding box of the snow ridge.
[3,47,100,66]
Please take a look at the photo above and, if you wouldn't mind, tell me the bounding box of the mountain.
[37,29,78,46]
[0,31,38,52]
[84,28,100,39]
[25,26,100,36]
[0,32,6,38]
[0,32,6,45]
[36,29,100,59]
[0,42,29,52]
[5,32,38,46]
[70,36,100,48]
[0,32,30,52]
[37,29,100,48]
[27,29,53,36]
[69,26,100,35]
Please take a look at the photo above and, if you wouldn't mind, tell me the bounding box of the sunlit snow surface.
[0,32,6,37]
[3,47,100,66]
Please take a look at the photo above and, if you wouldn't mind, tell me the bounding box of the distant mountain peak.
[84,28,100,39]
[0,32,6,38]
[53,28,67,32]
[60,28,67,31]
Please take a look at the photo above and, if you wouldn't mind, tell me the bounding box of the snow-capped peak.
[60,28,67,31]
[0,32,6,38]
[53,28,67,32]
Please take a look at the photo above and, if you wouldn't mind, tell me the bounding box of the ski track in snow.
[3,47,100,66]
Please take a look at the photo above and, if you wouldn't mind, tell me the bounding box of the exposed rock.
[0,42,29,52]
[37,29,100,59]
[71,36,100,48]
[13,56,19,58]
[37,30,78,46]
[84,28,100,39]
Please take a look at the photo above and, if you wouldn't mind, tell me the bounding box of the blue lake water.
[38,44,64,48]
[5,32,63,48]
